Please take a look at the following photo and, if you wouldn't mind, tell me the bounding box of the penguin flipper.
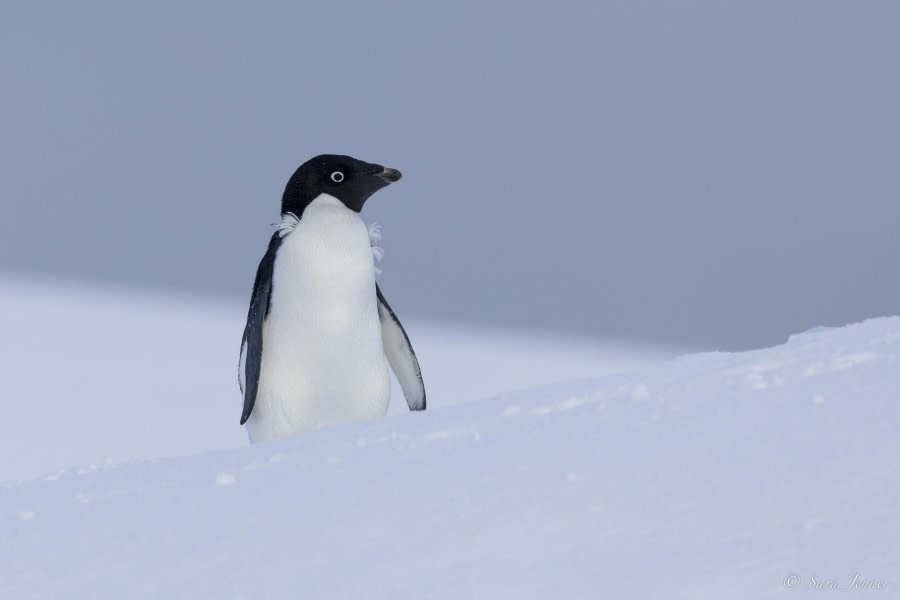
[376,283,426,411]
[239,233,282,425]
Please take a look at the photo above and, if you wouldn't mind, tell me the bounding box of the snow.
[0,276,686,482]
[1,280,897,597]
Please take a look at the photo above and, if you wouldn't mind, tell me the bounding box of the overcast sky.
[1,1,897,349]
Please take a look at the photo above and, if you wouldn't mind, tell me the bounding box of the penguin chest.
[250,196,390,442]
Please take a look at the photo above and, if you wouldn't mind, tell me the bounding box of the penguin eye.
[330,171,345,183]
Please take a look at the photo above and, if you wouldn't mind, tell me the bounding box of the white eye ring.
[330,171,344,183]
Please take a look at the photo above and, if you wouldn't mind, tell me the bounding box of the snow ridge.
[1,317,898,599]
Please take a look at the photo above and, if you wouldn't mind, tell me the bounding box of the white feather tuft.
[367,222,383,244]
[368,222,384,274]
[276,212,300,238]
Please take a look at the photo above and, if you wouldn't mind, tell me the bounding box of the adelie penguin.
[238,155,426,443]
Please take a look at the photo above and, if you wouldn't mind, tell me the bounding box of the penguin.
[238,154,426,443]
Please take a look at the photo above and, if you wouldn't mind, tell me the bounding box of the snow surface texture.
[2,312,897,599]
[0,277,686,482]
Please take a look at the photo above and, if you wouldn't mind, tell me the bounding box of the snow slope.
[0,277,687,482]
[1,316,897,599]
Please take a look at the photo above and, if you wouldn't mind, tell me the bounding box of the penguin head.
[281,154,402,216]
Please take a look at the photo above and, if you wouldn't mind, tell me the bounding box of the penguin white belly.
[246,194,390,443]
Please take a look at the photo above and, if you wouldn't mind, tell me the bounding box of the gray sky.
[1,1,898,349]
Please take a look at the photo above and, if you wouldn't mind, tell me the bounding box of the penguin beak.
[374,167,402,184]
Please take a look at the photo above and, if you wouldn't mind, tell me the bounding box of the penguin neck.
[278,193,352,238]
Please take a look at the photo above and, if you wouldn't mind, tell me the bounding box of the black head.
[281,154,402,216]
